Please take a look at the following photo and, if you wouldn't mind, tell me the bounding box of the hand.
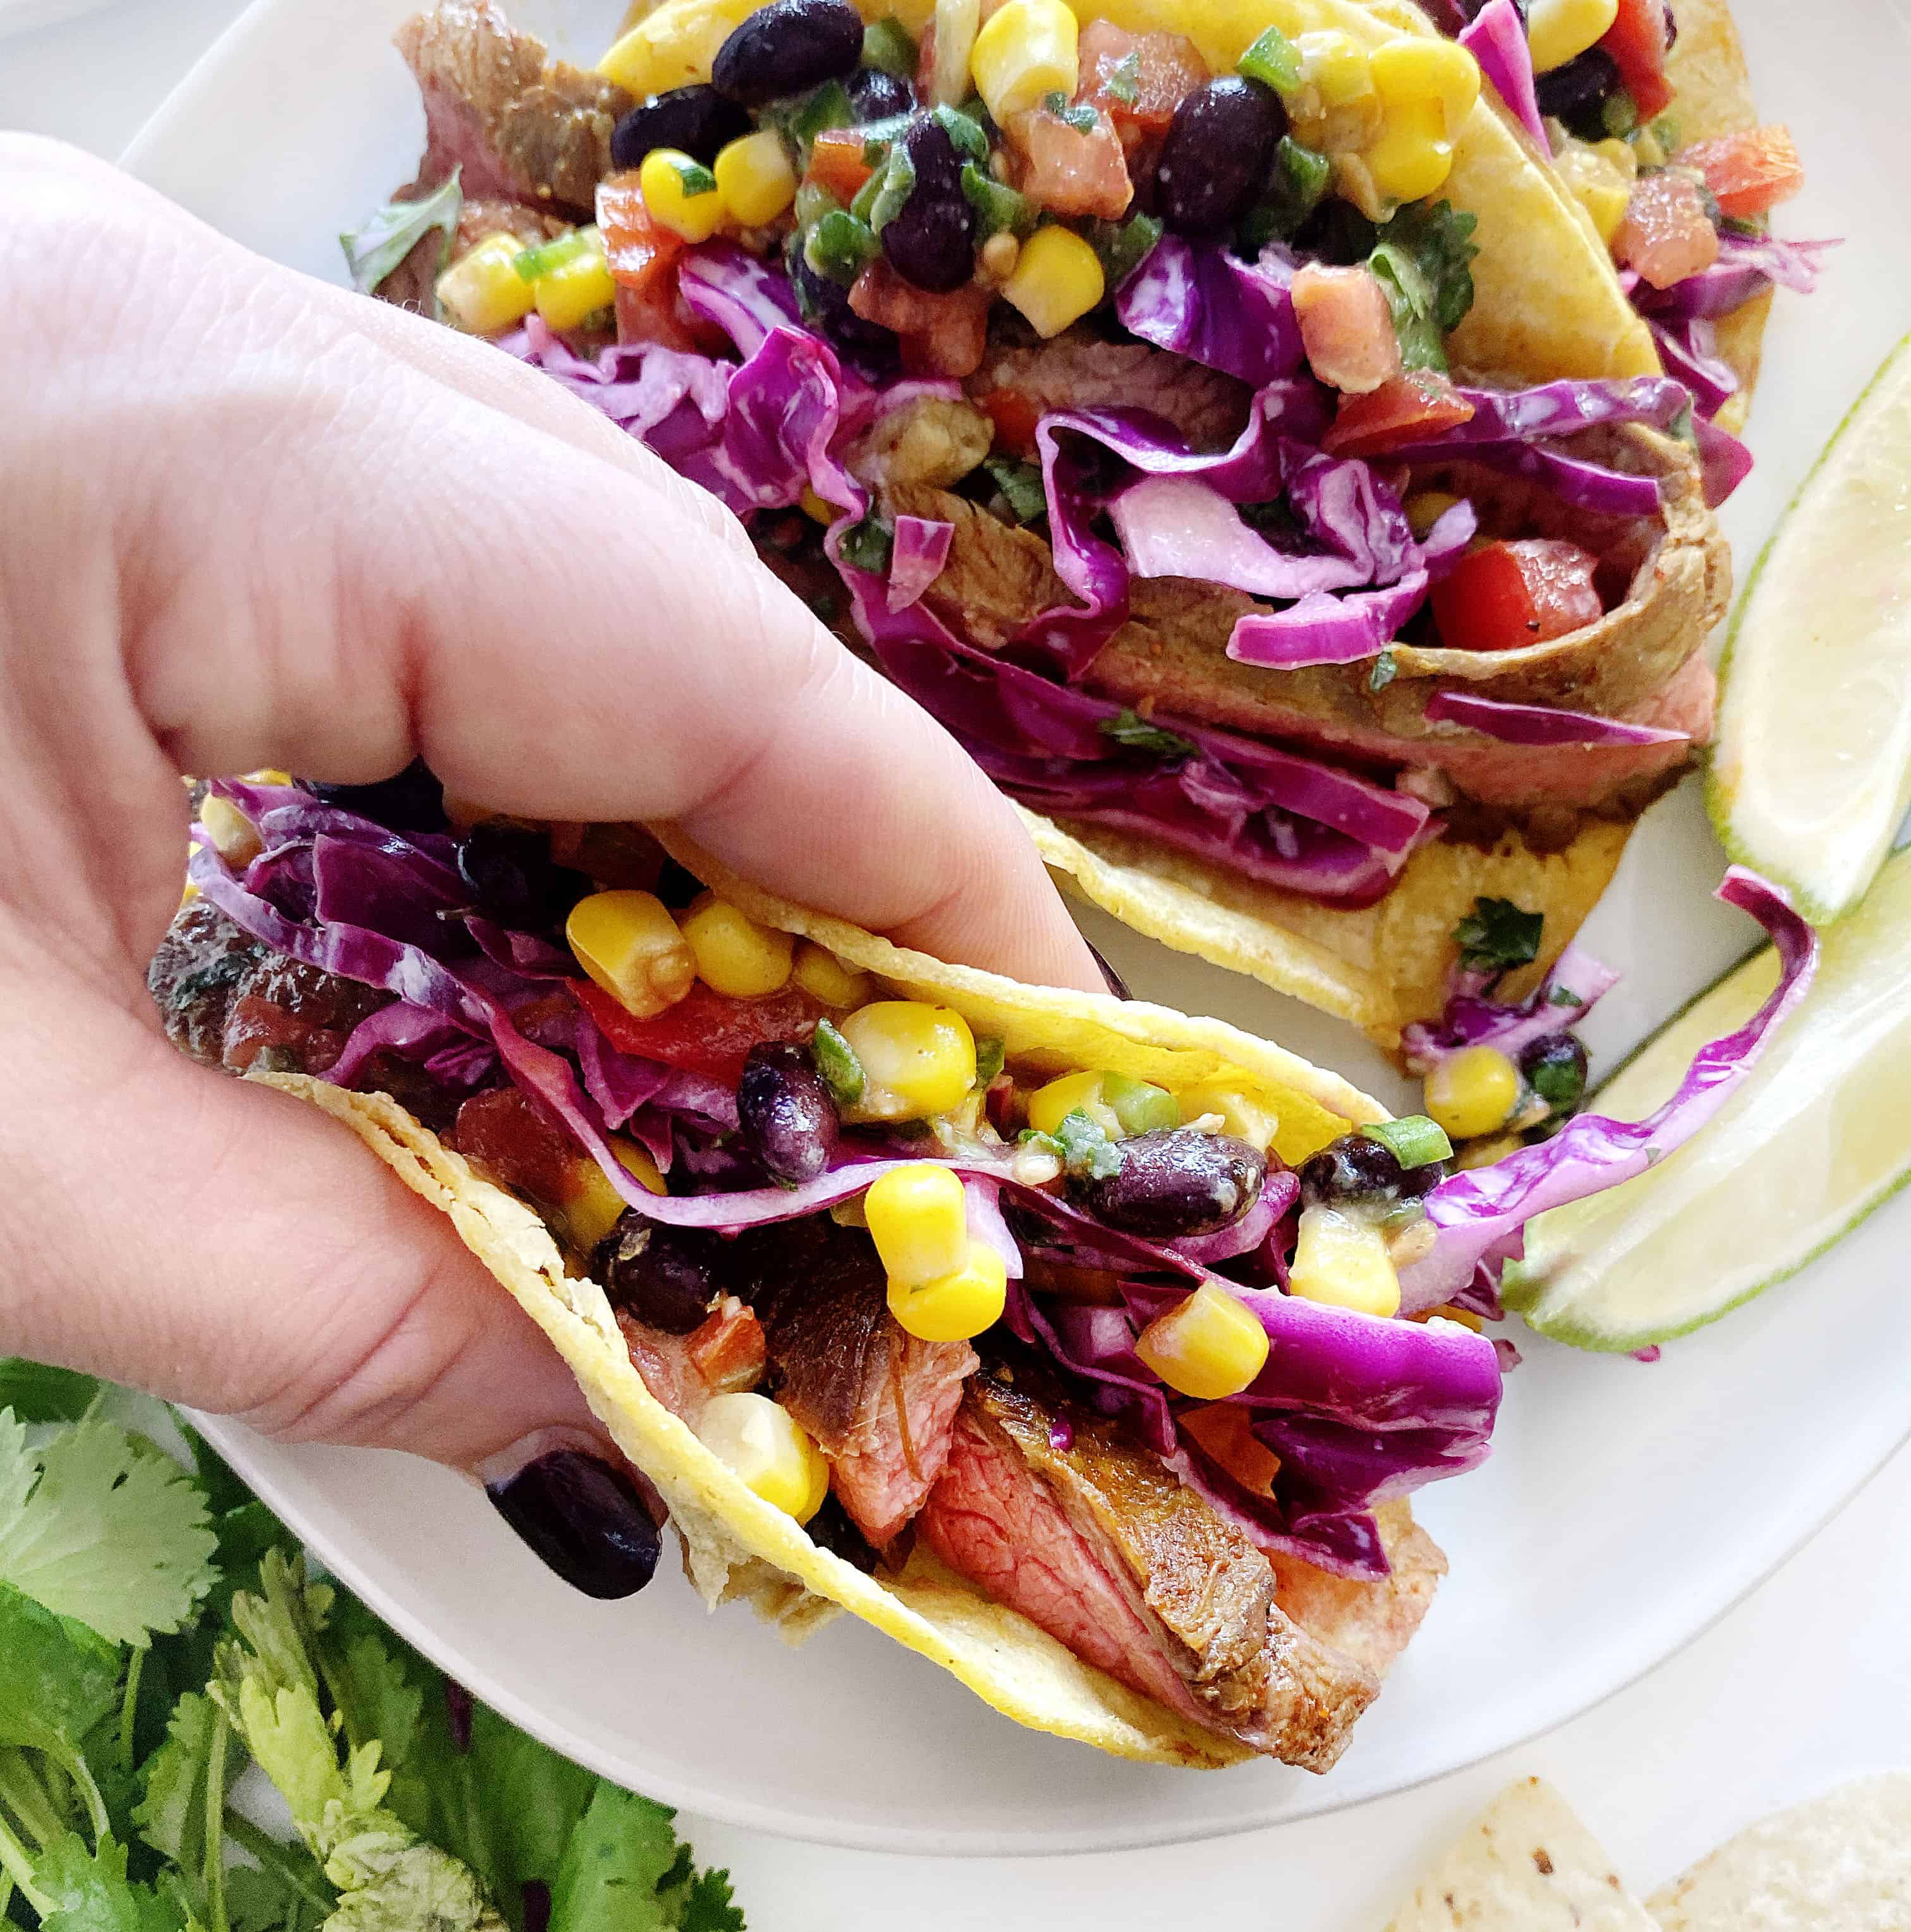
[0,137,1101,1577]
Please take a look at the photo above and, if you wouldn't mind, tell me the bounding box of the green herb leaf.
[981,457,1048,525]
[338,170,463,308]
[1368,200,1478,371]
[672,1867,746,1932]
[860,16,917,76]
[866,142,917,234]
[1041,91,1099,133]
[0,1581,123,1758]
[545,1785,683,1931]
[35,1832,186,1932]
[1453,897,1543,975]
[930,103,990,164]
[1237,25,1300,93]
[1098,708,1195,759]
[131,1693,235,1877]
[318,1815,504,1931]
[1548,985,1586,1008]
[1016,1129,1065,1161]
[973,1038,1006,1088]
[804,209,880,283]
[1368,649,1398,693]
[836,511,894,576]
[811,1020,866,1109]
[1364,1115,1453,1169]
[0,1363,100,1427]
[1105,50,1141,104]
[0,1416,217,1646]
[1083,210,1163,291]
[1054,1110,1122,1182]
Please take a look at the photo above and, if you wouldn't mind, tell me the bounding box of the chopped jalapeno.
[1084,210,1164,290]
[931,102,991,164]
[512,227,595,281]
[1237,25,1301,95]
[961,162,1035,238]
[1103,1074,1181,1136]
[789,78,856,158]
[983,456,1048,525]
[806,208,882,281]
[1366,1115,1455,1170]
[866,142,917,233]
[1241,137,1331,247]
[795,179,845,228]
[861,16,918,78]
[811,1017,866,1107]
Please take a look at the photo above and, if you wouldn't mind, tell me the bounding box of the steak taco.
[341,0,1820,1050]
[156,775,1812,1765]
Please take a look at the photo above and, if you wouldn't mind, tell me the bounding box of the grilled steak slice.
[149,902,268,1067]
[919,1374,1378,1770]
[395,0,629,214]
[707,1218,978,1547]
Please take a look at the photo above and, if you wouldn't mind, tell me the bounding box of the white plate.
[131,0,1911,1855]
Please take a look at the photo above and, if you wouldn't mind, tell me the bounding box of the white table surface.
[6,6,1905,1923]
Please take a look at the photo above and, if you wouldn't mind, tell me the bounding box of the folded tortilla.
[257,844,1448,1769]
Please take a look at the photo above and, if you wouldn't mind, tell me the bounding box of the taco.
[342,0,1782,1052]
[155,776,1812,1766]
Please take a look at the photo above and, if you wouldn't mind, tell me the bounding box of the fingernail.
[1086,940,1131,1000]
[484,1448,664,1600]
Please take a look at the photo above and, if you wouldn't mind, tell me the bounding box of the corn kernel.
[969,0,1079,124]
[837,1001,977,1119]
[715,128,798,226]
[889,1241,1009,1342]
[1027,1069,1117,1138]
[1176,1084,1277,1155]
[790,940,870,1007]
[1369,38,1479,134]
[640,147,725,243]
[1134,1282,1271,1401]
[435,232,538,335]
[562,1138,665,1251]
[1002,224,1105,339]
[681,892,794,997]
[1424,1045,1522,1141]
[199,794,262,869]
[180,878,200,906]
[928,0,981,104]
[533,240,616,330]
[695,1392,830,1522]
[1405,490,1464,541]
[864,1162,969,1285]
[799,487,835,524]
[1367,104,1454,203]
[1287,1205,1402,1316]
[567,889,695,1018]
[1526,0,1620,73]
[1297,29,1373,109]
[245,769,292,786]
[598,0,758,95]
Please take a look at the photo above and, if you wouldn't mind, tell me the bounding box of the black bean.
[594,1217,717,1334]
[485,1449,662,1599]
[297,758,446,832]
[1156,78,1287,235]
[610,85,753,169]
[455,823,589,932]
[881,116,977,293]
[737,1040,839,1184]
[713,0,864,107]
[846,65,915,123]
[1298,1134,1405,1211]
[789,244,900,359]
[1534,46,1621,128]
[1072,1129,1267,1238]
[1521,1034,1589,1114]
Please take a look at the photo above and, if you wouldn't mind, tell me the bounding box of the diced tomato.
[1678,125,1804,219]
[688,1296,768,1392]
[1077,20,1210,137]
[849,260,995,378]
[1322,370,1476,458]
[1180,1403,1281,1500]
[808,126,875,202]
[977,386,1043,456]
[574,978,827,1086]
[451,1086,580,1208]
[1613,170,1720,290]
[1290,264,1404,396]
[1600,0,1675,121]
[598,171,705,351]
[1430,539,1605,652]
[1004,105,1133,220]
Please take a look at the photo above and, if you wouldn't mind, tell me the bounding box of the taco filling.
[157,773,1815,1767]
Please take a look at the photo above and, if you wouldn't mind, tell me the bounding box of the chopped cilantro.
[982,456,1048,525]
[1099,708,1196,759]
[1368,650,1398,693]
[1054,1110,1122,1181]
[1041,91,1099,133]
[1454,896,1544,976]
[836,511,895,576]
[1549,985,1587,1008]
[1105,50,1141,104]
[1368,200,1479,373]
[930,102,989,164]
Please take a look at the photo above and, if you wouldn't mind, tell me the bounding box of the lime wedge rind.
[1706,330,1911,927]
[1505,846,1911,1351]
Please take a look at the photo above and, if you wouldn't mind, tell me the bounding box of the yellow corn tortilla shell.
[1646,1775,1911,1929]
[252,849,1445,1768]
[1381,1775,1658,1929]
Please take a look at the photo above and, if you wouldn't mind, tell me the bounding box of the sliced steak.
[918,1374,1378,1770]
[712,1217,978,1548]
[148,902,267,1067]
[394,0,630,214]
[968,333,1253,456]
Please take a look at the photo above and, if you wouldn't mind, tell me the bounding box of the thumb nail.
[482,1440,665,1600]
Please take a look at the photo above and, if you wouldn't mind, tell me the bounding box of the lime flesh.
[1503,846,1911,1349]
[1708,332,1911,925]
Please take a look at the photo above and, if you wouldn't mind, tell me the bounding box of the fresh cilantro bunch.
[0,1363,744,1932]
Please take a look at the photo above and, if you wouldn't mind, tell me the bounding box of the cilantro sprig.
[1454,897,1544,976]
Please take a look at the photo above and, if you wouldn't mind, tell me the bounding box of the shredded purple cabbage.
[1631,233,1837,323]
[1422,689,1689,747]
[887,514,953,611]
[1114,234,1305,389]
[1459,0,1546,149]
[1401,942,1620,1077]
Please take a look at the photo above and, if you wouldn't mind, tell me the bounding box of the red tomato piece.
[451,1086,580,1208]
[1613,170,1720,290]
[1180,1403,1281,1500]
[598,171,704,351]
[1678,125,1804,219]
[1321,370,1476,458]
[574,978,826,1086]
[977,386,1043,456]
[1077,19,1210,137]
[808,126,875,202]
[1600,0,1675,121]
[1430,539,1604,652]
[848,260,995,378]
[1004,104,1134,219]
[1290,263,1404,396]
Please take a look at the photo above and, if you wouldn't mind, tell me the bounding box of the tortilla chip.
[1029,809,1632,1055]
[250,854,1445,1768]
[1646,1775,1911,1929]
[1382,1776,1659,1929]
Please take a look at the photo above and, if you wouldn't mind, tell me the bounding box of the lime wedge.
[1503,845,1911,1349]
[1708,332,1911,924]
